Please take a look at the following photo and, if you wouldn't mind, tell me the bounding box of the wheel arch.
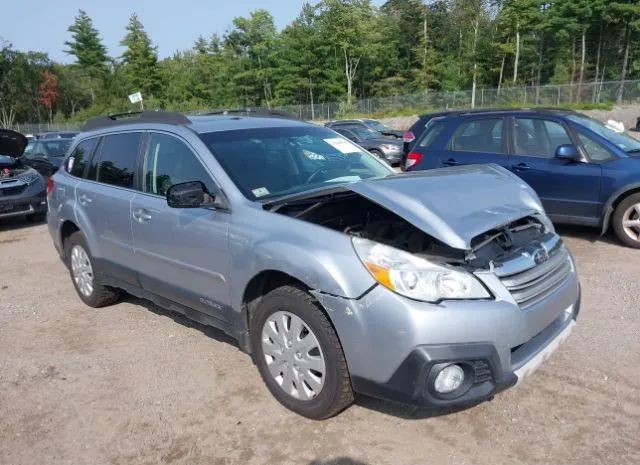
[601,184,640,234]
[240,270,344,354]
[59,220,80,258]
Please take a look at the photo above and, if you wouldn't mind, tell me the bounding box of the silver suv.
[47,111,580,419]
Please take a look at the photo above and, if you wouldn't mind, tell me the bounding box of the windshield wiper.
[626,148,640,153]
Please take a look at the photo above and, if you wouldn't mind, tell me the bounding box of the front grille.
[500,248,572,308]
[0,185,27,196]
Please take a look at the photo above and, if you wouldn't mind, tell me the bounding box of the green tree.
[120,13,161,99]
[64,10,109,77]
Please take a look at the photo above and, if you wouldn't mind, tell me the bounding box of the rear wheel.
[65,231,121,307]
[250,285,353,419]
[612,193,640,248]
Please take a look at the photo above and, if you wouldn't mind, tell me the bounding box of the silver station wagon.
[47,111,580,419]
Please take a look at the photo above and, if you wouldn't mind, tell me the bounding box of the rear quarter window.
[417,120,447,148]
[66,138,98,178]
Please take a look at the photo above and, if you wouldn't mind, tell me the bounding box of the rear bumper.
[352,295,579,408]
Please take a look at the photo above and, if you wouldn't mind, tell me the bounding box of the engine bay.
[270,191,465,262]
[270,190,552,272]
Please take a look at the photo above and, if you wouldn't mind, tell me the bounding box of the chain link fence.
[7,79,640,131]
[275,79,640,121]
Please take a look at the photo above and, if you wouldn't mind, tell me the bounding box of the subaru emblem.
[533,248,549,265]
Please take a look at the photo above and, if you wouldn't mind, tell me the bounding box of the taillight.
[402,131,415,143]
[46,177,54,195]
[405,151,423,170]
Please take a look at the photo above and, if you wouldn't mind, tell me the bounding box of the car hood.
[347,164,545,250]
[0,129,28,157]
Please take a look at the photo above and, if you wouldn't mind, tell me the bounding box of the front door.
[130,132,232,323]
[508,117,602,221]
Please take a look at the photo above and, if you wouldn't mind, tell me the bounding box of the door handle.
[511,163,531,171]
[443,158,461,166]
[132,208,152,223]
[78,194,92,206]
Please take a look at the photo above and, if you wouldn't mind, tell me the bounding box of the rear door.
[74,132,142,285]
[130,132,232,324]
[431,117,509,169]
[507,117,602,221]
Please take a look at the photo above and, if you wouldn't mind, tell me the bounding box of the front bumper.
[313,266,580,409]
[0,190,47,219]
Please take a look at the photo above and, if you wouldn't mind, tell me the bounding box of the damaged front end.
[266,177,567,307]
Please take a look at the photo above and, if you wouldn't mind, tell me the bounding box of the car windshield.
[567,115,640,153]
[344,126,381,140]
[199,126,393,200]
[365,120,392,133]
[42,139,73,157]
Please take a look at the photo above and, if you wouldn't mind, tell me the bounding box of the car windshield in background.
[567,115,640,153]
[199,126,392,200]
[346,126,382,140]
[365,120,392,133]
[42,139,73,157]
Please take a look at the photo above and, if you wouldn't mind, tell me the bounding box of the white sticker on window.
[252,187,270,197]
[67,156,75,172]
[324,137,360,154]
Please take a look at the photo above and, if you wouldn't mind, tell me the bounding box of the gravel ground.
[0,218,638,465]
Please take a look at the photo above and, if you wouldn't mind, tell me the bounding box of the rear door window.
[92,132,141,188]
[450,118,506,154]
[514,118,572,158]
[67,138,98,178]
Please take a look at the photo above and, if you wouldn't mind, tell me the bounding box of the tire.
[369,149,384,159]
[250,285,354,419]
[27,212,46,223]
[64,231,121,307]
[612,193,640,249]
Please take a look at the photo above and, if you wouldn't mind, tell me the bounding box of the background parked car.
[36,131,79,139]
[331,125,403,165]
[23,138,73,175]
[405,108,640,248]
[0,129,48,222]
[326,119,403,139]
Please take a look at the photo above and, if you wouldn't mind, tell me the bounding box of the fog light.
[434,364,465,394]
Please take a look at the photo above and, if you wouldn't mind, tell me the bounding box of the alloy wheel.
[622,203,640,243]
[70,245,94,297]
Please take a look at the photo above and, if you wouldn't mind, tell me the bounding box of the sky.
[2,0,382,64]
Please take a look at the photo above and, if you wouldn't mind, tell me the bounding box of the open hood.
[347,164,545,250]
[0,129,28,157]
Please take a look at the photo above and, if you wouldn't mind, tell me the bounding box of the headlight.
[352,237,490,302]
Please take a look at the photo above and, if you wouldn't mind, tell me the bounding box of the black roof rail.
[83,110,191,132]
[200,108,301,120]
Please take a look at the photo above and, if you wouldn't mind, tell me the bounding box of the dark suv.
[405,109,640,248]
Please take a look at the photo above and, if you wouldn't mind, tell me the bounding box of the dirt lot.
[0,218,638,465]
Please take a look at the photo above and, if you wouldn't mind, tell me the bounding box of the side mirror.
[555,144,581,161]
[167,181,218,208]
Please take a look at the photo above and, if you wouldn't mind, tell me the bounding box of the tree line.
[1,0,639,126]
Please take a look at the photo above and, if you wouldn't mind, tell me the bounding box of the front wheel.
[250,285,354,419]
[612,193,640,248]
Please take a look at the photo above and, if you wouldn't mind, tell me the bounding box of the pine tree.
[120,13,161,98]
[64,10,109,77]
